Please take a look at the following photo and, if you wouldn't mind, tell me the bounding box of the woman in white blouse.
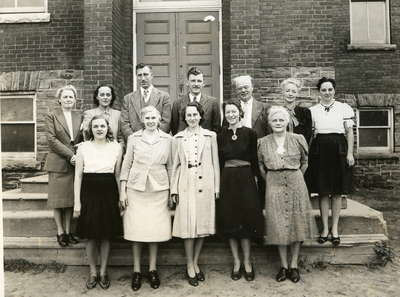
[307,77,355,246]
[74,115,123,290]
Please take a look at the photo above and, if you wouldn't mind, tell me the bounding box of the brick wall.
[0,0,84,72]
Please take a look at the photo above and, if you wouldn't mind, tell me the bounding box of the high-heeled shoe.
[99,274,110,289]
[185,269,199,287]
[56,233,68,247]
[331,235,341,246]
[86,273,98,289]
[276,267,288,282]
[195,270,205,282]
[244,264,255,281]
[131,272,142,291]
[148,270,160,289]
[288,268,300,283]
[231,264,242,281]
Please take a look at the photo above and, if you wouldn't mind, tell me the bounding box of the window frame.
[0,0,47,13]
[356,107,393,154]
[0,92,37,160]
[349,0,391,46]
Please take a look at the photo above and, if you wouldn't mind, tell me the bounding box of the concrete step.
[3,234,388,265]
[2,189,48,211]
[2,200,387,237]
[20,174,48,193]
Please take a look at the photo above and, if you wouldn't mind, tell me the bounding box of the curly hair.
[85,115,114,141]
[316,77,336,91]
[93,85,116,107]
[222,100,244,119]
[56,85,77,101]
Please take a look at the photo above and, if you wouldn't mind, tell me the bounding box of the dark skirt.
[77,173,122,240]
[306,134,353,196]
[216,166,264,240]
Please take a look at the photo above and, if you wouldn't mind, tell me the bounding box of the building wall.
[0,0,84,72]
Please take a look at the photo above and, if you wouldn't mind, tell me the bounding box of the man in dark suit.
[232,75,270,139]
[120,63,171,138]
[170,67,221,135]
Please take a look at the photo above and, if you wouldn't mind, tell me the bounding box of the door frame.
[132,1,223,105]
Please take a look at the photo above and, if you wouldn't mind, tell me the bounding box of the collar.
[241,97,253,106]
[131,128,170,139]
[189,93,202,102]
[141,85,153,96]
[175,127,214,138]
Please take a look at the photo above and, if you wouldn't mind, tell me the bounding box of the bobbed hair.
[222,100,244,119]
[181,101,205,126]
[92,84,116,107]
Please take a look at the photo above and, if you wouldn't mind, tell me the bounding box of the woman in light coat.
[170,101,220,287]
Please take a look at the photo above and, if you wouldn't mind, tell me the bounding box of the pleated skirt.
[77,173,122,240]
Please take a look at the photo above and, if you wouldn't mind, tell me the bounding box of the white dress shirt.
[141,85,153,103]
[241,98,253,128]
[62,110,74,141]
[189,93,201,103]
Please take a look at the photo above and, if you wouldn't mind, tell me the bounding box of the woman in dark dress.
[280,78,312,144]
[217,100,264,281]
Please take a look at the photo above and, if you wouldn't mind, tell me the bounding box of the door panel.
[136,13,177,96]
[136,11,220,101]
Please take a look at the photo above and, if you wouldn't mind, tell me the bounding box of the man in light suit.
[232,75,270,139]
[170,67,221,135]
[120,63,171,138]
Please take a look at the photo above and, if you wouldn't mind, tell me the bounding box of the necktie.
[193,96,197,102]
[143,89,149,102]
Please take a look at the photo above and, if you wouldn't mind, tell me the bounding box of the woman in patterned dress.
[170,101,220,287]
[258,106,317,283]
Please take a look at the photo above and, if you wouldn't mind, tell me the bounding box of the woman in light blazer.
[119,105,173,291]
[82,84,124,145]
[170,101,220,287]
[44,85,83,247]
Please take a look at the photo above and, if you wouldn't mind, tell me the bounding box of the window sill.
[0,13,50,23]
[347,43,397,51]
[356,152,400,160]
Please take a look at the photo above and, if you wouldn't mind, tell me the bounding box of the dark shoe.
[331,236,341,246]
[148,270,160,289]
[185,270,199,287]
[317,234,329,244]
[131,272,142,291]
[99,274,110,289]
[86,274,98,289]
[231,265,242,281]
[244,264,255,281]
[288,268,300,283]
[56,233,68,247]
[276,267,288,282]
[196,270,205,282]
[66,233,79,245]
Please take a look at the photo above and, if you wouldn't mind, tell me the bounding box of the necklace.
[321,100,335,112]
[232,129,238,141]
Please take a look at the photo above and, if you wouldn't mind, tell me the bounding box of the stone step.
[2,189,48,211]
[2,200,387,237]
[3,234,388,265]
[20,174,48,193]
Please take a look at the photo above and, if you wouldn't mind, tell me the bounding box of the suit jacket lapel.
[55,109,71,138]
[148,87,161,107]
[252,100,262,127]
[71,111,81,140]
[132,91,142,118]
[199,94,210,112]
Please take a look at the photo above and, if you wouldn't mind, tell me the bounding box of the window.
[357,108,393,153]
[0,0,47,13]
[0,94,36,159]
[350,0,391,45]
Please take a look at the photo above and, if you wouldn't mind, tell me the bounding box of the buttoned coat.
[44,108,83,173]
[120,130,173,192]
[171,128,220,238]
[170,93,221,135]
[82,107,124,143]
[120,87,171,138]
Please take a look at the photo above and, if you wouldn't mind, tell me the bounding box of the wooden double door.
[136,12,220,101]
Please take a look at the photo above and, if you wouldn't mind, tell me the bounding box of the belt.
[188,162,201,168]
